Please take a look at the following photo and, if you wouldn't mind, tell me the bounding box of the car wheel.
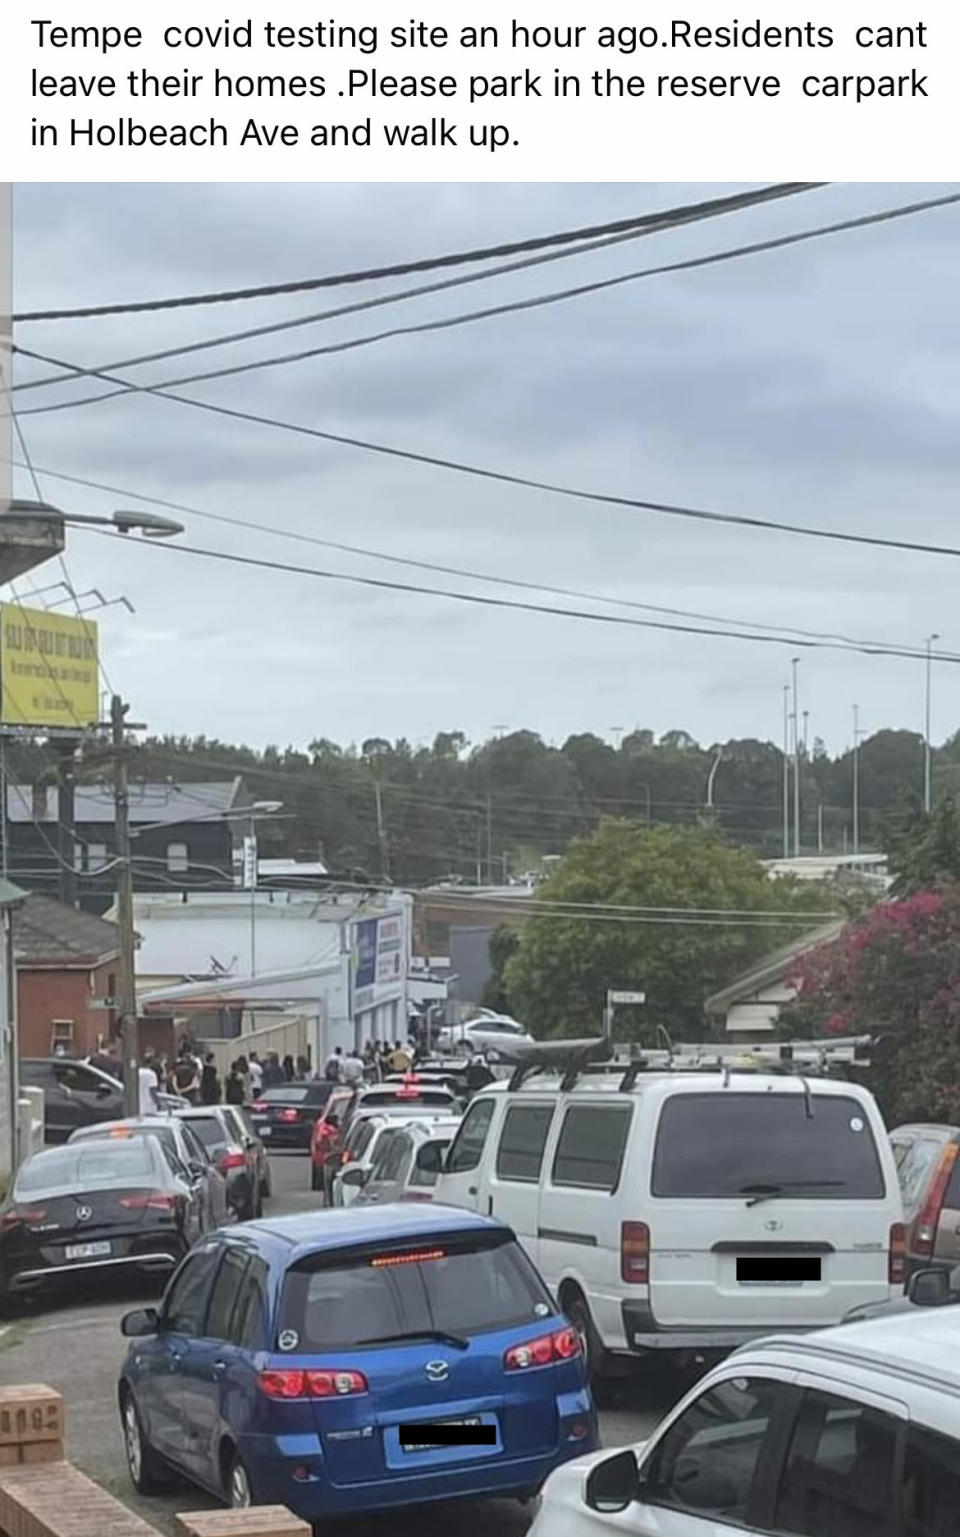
[228,1451,255,1508]
[121,1389,169,1495]
[566,1295,617,1409]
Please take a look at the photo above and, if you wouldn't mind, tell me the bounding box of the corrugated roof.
[14,892,122,965]
[704,918,847,1014]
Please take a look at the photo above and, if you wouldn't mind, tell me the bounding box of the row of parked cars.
[0,1095,273,1307]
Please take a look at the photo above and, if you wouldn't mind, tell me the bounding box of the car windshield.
[278,1233,553,1349]
[360,1088,454,1108]
[75,1124,179,1159]
[259,1087,311,1104]
[16,1141,157,1195]
[651,1092,886,1200]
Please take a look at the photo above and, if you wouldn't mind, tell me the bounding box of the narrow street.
[0,1152,673,1536]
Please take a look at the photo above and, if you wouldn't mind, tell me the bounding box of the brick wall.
[17,960,117,1059]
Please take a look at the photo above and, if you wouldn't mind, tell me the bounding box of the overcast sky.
[9,181,960,759]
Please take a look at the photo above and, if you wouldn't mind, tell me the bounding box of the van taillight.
[912,1143,959,1258]
[889,1222,907,1287]
[621,1221,650,1284]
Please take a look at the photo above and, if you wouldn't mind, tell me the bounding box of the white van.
[434,1038,905,1400]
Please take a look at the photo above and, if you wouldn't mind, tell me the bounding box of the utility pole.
[791,658,801,857]
[372,776,390,883]
[817,802,824,853]
[55,739,78,907]
[706,747,723,809]
[852,703,861,857]
[486,792,493,885]
[924,632,939,814]
[781,685,790,859]
[111,695,138,1116]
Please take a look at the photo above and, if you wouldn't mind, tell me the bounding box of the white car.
[329,1110,458,1208]
[530,1307,960,1535]
[435,1011,535,1057]
[354,1116,463,1206]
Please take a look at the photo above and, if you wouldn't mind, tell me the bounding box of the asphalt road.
[0,1152,678,1536]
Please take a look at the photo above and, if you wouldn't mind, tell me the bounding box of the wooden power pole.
[111,695,138,1115]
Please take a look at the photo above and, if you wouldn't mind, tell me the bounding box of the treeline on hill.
[10,724,960,888]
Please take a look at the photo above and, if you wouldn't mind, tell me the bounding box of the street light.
[5,498,184,538]
[925,633,940,814]
[791,658,801,857]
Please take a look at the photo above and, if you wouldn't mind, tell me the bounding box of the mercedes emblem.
[75,1204,92,1222]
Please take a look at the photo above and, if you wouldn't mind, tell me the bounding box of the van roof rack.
[505,1034,877,1094]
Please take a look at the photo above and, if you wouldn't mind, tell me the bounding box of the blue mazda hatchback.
[117,1205,597,1521]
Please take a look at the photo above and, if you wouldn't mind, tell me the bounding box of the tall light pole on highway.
[924,633,939,814]
[791,658,801,857]
[781,685,790,859]
[852,704,862,856]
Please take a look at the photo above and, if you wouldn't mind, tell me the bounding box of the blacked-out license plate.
[737,1257,821,1283]
[399,1416,492,1451]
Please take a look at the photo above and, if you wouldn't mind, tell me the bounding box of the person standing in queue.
[200,1052,221,1105]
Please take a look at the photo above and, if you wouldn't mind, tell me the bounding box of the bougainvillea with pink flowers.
[781,886,960,1124]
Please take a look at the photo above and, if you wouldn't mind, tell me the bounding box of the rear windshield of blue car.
[277,1234,554,1349]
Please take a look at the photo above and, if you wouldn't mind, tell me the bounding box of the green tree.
[886,794,960,895]
[480,925,522,1012]
[502,819,832,1039]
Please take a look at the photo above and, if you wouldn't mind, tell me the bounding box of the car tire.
[121,1388,169,1495]
[227,1450,255,1509]
[566,1295,617,1409]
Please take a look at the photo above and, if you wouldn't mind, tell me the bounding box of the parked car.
[889,1122,960,1275]
[117,1206,596,1520]
[0,1135,204,1306]
[309,1086,355,1193]
[436,1012,535,1058]
[843,1261,960,1322]
[68,1117,231,1232]
[352,1117,463,1206]
[20,1057,124,1142]
[529,1308,960,1536]
[219,1104,272,1202]
[329,1111,461,1208]
[316,1081,460,1201]
[247,1082,333,1150]
[435,1041,905,1403]
[176,1106,265,1221]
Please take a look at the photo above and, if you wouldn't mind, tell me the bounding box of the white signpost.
[604,988,646,1035]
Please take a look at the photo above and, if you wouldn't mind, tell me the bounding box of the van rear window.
[651,1093,885,1200]
[278,1234,553,1349]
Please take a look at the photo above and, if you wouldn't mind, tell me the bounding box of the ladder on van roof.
[504,1034,877,1094]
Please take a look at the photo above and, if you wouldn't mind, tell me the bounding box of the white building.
[108,888,415,1060]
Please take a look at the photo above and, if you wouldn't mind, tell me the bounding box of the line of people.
[166,1039,312,1107]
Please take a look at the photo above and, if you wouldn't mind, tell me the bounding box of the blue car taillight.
[503,1327,581,1371]
[260,1368,368,1400]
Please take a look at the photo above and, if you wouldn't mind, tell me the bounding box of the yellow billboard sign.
[0,604,100,727]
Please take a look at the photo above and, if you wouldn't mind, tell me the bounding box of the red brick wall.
[17,959,118,1059]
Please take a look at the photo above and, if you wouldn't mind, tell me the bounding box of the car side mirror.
[585,1449,639,1513]
[96,1082,113,1098]
[907,1267,951,1307]
[415,1143,444,1175]
[340,1165,368,1187]
[121,1307,159,1338]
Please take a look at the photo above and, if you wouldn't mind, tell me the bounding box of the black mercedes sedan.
[0,1135,204,1307]
[247,1080,334,1150]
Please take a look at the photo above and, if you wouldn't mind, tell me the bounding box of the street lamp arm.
[4,498,184,538]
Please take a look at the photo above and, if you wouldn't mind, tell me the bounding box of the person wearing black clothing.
[200,1052,221,1105]
[225,1061,245,1105]
[282,1054,295,1082]
[262,1052,285,1088]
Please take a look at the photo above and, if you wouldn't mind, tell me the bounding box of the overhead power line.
[13,184,825,397]
[12,183,819,322]
[17,188,958,418]
[11,459,956,661]
[79,529,960,662]
[38,364,960,567]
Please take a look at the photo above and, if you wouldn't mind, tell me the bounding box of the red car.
[309,1088,354,1192]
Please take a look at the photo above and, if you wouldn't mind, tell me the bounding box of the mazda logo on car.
[75,1204,92,1222]
[764,1219,783,1232]
[425,1360,449,1383]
